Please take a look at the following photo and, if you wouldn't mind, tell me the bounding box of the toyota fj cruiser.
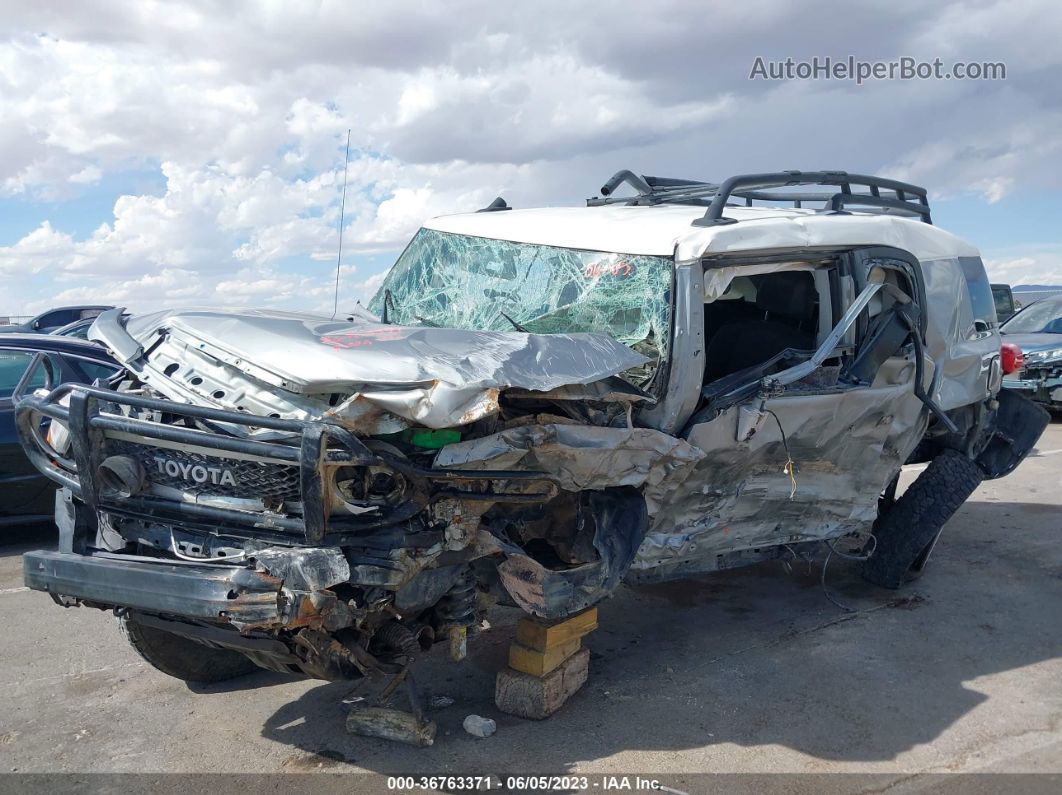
[15,170,1049,714]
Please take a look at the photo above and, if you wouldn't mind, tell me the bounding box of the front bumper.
[23,549,284,624]
[1003,373,1062,407]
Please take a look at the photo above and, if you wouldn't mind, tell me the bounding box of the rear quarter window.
[958,257,998,328]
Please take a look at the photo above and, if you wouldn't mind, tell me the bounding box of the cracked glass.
[369,228,672,387]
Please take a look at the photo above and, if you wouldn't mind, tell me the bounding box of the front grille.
[113,442,302,501]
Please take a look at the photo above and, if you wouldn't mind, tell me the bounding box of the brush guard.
[15,383,558,546]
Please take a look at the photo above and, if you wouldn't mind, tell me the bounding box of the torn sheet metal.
[504,375,654,404]
[434,423,704,513]
[90,308,647,430]
[630,362,928,582]
[495,488,648,620]
[253,546,351,591]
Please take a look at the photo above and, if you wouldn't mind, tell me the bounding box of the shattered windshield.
[368,228,672,387]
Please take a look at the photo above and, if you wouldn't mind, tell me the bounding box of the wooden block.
[495,647,590,720]
[508,637,581,677]
[515,607,598,652]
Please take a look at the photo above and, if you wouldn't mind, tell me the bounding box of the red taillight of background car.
[1000,343,1024,375]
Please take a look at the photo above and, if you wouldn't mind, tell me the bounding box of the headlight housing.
[1024,347,1062,365]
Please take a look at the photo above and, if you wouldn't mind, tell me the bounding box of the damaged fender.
[494,488,649,620]
[435,423,705,513]
[436,424,704,618]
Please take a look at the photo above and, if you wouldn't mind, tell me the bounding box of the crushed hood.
[90,308,648,430]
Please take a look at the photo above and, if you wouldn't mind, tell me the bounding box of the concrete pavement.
[1,422,1059,784]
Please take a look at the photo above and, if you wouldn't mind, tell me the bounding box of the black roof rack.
[588,170,932,226]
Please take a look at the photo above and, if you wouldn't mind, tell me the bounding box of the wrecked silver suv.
[16,171,1049,697]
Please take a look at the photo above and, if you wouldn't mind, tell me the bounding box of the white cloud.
[0,222,75,274]
[1,0,1061,317]
[984,247,1062,287]
[68,164,102,185]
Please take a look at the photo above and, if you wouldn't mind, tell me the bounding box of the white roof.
[423,204,980,263]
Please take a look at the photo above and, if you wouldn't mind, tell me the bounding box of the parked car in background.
[1,306,113,334]
[51,312,130,339]
[991,284,1017,322]
[0,335,119,526]
[1001,296,1062,411]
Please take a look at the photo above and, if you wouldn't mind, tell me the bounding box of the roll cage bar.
[587,169,932,227]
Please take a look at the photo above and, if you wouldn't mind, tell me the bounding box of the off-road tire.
[862,449,983,589]
[119,615,258,683]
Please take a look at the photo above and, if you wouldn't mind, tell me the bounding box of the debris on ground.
[462,714,497,738]
[346,707,437,747]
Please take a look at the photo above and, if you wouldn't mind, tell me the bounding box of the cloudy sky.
[1,0,1060,318]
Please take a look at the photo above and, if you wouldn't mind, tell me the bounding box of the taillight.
[1000,343,1024,375]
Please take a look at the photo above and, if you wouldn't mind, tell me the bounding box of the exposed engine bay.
[20,307,693,681]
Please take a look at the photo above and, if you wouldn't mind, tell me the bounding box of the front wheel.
[119,615,259,684]
[862,450,983,589]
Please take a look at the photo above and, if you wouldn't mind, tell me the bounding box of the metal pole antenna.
[332,128,351,318]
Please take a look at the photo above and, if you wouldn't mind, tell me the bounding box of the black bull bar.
[16,383,557,545]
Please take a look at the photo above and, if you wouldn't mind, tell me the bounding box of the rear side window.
[991,285,1014,318]
[76,361,120,383]
[958,257,998,328]
[38,310,78,328]
[57,320,90,338]
[0,352,46,399]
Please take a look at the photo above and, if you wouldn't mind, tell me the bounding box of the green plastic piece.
[374,427,461,449]
[396,428,462,449]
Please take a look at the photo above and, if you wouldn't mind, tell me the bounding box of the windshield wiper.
[500,312,529,333]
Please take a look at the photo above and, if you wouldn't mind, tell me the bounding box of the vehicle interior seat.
[704,271,818,382]
[704,276,762,343]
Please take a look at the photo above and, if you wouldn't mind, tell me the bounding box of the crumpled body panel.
[435,423,704,514]
[92,308,647,429]
[492,488,649,620]
[634,377,928,580]
[435,367,926,590]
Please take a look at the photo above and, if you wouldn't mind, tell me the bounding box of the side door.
[644,248,932,569]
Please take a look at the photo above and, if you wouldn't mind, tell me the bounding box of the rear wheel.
[119,615,259,683]
[862,450,983,589]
